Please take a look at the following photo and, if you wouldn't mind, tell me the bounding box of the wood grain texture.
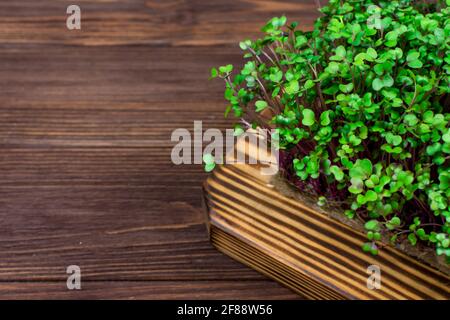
[0,281,299,300]
[0,0,320,299]
[0,0,318,46]
[204,151,450,300]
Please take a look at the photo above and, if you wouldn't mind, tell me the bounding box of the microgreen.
[211,0,450,262]
[203,154,216,172]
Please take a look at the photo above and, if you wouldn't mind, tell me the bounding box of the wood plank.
[0,281,299,299]
[0,147,279,281]
[0,45,237,147]
[0,0,319,46]
[0,45,238,104]
[0,44,250,282]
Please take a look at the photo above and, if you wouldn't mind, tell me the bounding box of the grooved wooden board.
[204,162,450,300]
[0,0,321,299]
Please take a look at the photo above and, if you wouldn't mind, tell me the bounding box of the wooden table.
[0,0,319,299]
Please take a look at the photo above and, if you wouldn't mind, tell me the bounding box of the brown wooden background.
[0,0,319,299]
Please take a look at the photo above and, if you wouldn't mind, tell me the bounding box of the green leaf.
[326,62,340,74]
[386,216,401,230]
[320,111,332,126]
[239,40,251,50]
[426,143,441,156]
[295,35,308,48]
[255,100,268,112]
[370,246,378,256]
[382,74,394,87]
[356,194,366,204]
[269,70,283,83]
[330,165,344,181]
[365,220,379,231]
[304,79,315,90]
[302,109,315,126]
[406,51,422,69]
[203,153,215,165]
[404,114,419,126]
[372,78,383,91]
[219,64,233,74]
[241,61,256,75]
[439,172,450,190]
[442,129,450,143]
[372,74,393,91]
[408,60,423,69]
[417,228,428,241]
[349,177,364,194]
[330,45,346,61]
[317,196,326,207]
[366,48,377,60]
[344,210,355,219]
[408,233,417,246]
[203,154,216,172]
[210,67,218,79]
[386,133,402,146]
[204,162,216,172]
[406,51,420,62]
[349,159,372,179]
[365,190,378,202]
[339,83,354,93]
[357,190,377,205]
[233,127,244,136]
[390,217,401,226]
[362,242,372,252]
[285,80,299,94]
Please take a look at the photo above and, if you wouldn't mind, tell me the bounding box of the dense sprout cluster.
[211,0,450,260]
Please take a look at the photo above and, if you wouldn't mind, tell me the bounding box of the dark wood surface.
[0,0,319,299]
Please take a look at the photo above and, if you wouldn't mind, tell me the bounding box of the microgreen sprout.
[211,0,450,261]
